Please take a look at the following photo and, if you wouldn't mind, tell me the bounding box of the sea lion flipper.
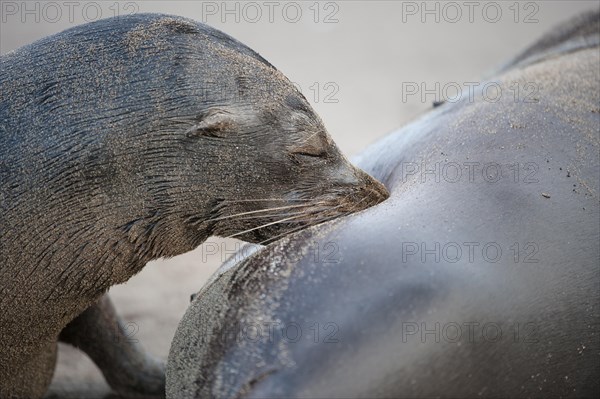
[59,294,165,397]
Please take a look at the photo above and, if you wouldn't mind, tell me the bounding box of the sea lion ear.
[185,110,235,138]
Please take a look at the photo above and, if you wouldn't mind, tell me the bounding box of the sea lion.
[0,13,388,398]
[166,11,600,398]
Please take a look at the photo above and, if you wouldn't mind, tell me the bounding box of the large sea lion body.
[167,11,600,398]
[0,14,387,398]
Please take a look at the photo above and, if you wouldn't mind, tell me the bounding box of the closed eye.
[294,150,326,158]
[288,131,329,161]
[290,149,328,165]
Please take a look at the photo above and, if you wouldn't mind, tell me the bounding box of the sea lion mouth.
[207,178,389,245]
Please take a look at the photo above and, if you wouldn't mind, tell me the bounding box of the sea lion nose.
[370,177,390,203]
[364,174,390,204]
[353,168,390,206]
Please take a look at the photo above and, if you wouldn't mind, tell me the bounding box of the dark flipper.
[59,294,165,398]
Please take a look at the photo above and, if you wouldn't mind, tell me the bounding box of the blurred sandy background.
[1,0,598,397]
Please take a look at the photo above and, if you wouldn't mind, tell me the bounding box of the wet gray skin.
[166,11,600,399]
[0,14,387,398]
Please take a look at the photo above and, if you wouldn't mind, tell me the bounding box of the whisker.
[225,209,314,222]
[220,198,312,203]
[224,214,307,239]
[210,203,313,221]
[223,190,371,244]
[255,191,375,245]
[228,204,338,224]
[258,212,344,245]
[264,201,346,228]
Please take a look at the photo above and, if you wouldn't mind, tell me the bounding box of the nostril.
[349,167,389,207]
[368,185,389,205]
[363,175,389,204]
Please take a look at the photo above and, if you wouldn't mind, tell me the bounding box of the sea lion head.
[115,15,389,246]
[184,88,390,244]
